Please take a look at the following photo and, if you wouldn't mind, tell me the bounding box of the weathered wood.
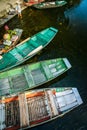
[19,93,29,128]
[46,90,59,116]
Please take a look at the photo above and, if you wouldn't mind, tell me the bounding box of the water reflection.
[64,0,87,31]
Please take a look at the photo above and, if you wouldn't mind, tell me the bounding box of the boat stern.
[72,88,83,105]
[63,58,72,69]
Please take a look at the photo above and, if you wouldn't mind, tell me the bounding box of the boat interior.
[0,88,82,130]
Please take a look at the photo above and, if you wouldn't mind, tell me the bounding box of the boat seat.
[31,34,47,45]
[37,34,48,41]
[36,34,48,40]
[23,66,35,87]
[56,89,73,97]
[41,62,53,79]
[19,93,29,127]
[41,30,55,39]
[16,41,35,56]
[49,27,58,33]
[40,28,56,39]
[28,39,39,48]
[15,47,28,57]
[25,72,35,88]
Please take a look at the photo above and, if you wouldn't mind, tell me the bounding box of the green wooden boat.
[33,0,67,9]
[0,58,71,96]
[0,87,83,130]
[0,27,58,72]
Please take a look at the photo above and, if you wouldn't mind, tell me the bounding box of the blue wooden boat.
[0,27,58,72]
[0,87,83,130]
[33,0,67,9]
[0,58,71,96]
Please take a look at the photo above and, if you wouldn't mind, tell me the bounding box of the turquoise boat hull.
[0,27,58,72]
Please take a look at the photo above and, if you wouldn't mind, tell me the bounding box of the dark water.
[0,0,87,129]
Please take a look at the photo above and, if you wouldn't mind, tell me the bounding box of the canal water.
[0,0,87,129]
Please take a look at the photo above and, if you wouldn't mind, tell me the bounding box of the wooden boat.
[0,58,71,96]
[0,87,83,130]
[33,0,67,9]
[0,27,58,72]
[0,28,23,55]
[23,0,44,6]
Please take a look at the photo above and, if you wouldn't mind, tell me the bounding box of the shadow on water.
[0,0,87,129]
